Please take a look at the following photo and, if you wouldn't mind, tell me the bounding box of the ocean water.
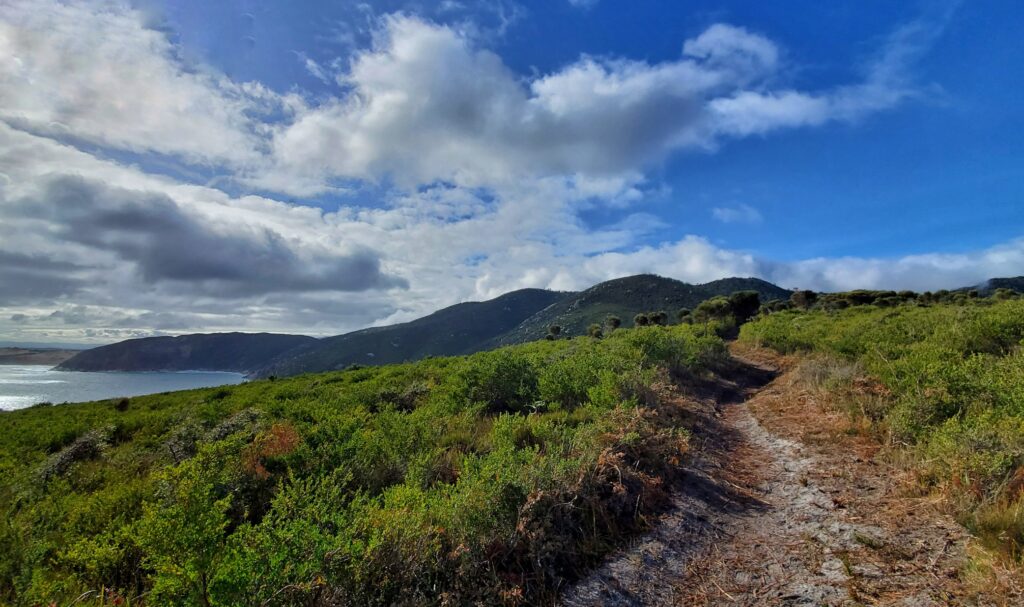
[0,365,245,411]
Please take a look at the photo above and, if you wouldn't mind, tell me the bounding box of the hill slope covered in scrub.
[257,274,791,377]
[0,324,724,604]
[491,274,792,346]
[57,333,316,374]
[253,288,567,378]
[58,274,792,378]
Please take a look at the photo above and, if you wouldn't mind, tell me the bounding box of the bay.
[0,365,245,410]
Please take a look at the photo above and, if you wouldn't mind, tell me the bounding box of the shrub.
[452,349,540,414]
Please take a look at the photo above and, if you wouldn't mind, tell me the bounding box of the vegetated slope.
[978,275,1024,294]
[58,333,316,374]
[0,347,79,366]
[253,288,567,378]
[740,297,1024,565]
[493,274,792,345]
[0,324,725,605]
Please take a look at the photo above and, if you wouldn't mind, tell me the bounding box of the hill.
[253,288,566,378]
[978,276,1024,294]
[59,275,793,378]
[0,347,80,366]
[57,333,315,374]
[491,275,792,346]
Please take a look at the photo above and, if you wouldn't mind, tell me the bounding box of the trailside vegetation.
[0,325,725,605]
[740,296,1024,561]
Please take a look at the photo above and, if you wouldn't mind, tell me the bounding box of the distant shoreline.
[0,348,79,366]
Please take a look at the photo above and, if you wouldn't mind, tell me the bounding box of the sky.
[0,0,1022,345]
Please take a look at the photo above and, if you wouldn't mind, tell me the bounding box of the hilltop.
[491,275,792,346]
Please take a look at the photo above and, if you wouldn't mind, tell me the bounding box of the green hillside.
[254,288,566,378]
[493,275,792,345]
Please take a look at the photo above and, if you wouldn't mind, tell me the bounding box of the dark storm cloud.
[0,250,88,304]
[18,176,407,296]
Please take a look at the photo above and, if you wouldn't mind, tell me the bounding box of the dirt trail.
[562,347,1017,606]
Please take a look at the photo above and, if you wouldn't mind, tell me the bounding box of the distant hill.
[57,333,316,374]
[0,347,80,366]
[491,275,792,346]
[253,289,566,378]
[977,276,1024,294]
[60,275,794,378]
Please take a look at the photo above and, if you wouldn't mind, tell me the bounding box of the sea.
[0,365,245,411]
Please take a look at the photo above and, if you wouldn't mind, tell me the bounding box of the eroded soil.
[562,346,1021,606]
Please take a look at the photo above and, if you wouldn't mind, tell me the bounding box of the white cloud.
[251,14,925,195]
[0,1,996,347]
[0,0,281,166]
[712,204,763,224]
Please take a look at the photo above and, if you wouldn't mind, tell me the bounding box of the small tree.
[650,310,668,326]
[677,308,692,324]
[790,289,818,310]
[633,313,650,327]
[727,290,760,324]
[606,315,622,331]
[587,323,604,338]
[693,296,732,334]
[548,325,562,336]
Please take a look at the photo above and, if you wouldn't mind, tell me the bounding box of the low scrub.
[0,325,721,605]
[741,299,1024,560]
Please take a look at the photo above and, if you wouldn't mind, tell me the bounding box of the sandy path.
[562,349,1017,606]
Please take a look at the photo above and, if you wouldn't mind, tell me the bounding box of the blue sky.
[159,0,1024,256]
[0,0,1022,343]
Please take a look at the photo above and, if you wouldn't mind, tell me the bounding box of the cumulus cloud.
[251,15,925,195]
[12,175,406,296]
[0,0,282,166]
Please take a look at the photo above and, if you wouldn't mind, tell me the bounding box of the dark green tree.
[606,315,622,330]
[587,323,604,338]
[693,296,733,333]
[633,313,650,326]
[727,290,761,324]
